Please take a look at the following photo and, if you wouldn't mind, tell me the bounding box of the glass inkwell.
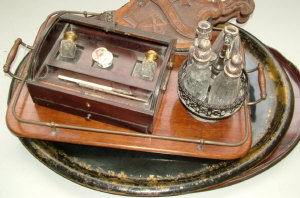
[59,31,77,59]
[139,50,158,81]
[132,50,159,81]
[178,22,249,122]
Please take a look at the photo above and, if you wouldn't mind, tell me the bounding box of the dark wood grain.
[26,14,176,134]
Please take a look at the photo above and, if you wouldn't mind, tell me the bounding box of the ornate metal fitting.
[145,50,158,62]
[224,54,243,78]
[196,20,212,40]
[192,39,212,65]
[178,59,248,121]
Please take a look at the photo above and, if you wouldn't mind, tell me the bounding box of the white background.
[0,0,299,197]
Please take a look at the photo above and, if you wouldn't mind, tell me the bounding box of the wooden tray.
[6,13,252,160]
[6,56,251,160]
[6,27,297,196]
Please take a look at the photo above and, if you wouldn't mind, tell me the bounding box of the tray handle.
[3,38,33,81]
[247,63,267,106]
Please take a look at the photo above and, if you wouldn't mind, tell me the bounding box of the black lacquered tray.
[7,27,298,196]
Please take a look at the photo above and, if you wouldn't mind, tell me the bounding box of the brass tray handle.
[247,63,267,105]
[3,38,33,81]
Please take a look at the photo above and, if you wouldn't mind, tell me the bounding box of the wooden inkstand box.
[26,14,176,134]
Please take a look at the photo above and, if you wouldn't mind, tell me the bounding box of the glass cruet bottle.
[208,54,243,106]
[187,20,212,65]
[183,38,212,101]
[211,25,240,79]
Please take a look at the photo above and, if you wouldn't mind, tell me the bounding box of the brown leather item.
[100,0,255,50]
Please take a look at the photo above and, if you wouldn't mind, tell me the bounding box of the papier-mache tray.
[6,22,298,196]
